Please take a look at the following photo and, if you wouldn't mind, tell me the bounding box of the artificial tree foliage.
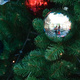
[0,0,35,79]
[0,0,80,80]
[13,0,80,80]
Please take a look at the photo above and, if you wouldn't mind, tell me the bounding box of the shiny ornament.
[44,12,72,42]
[0,0,10,5]
[25,0,49,15]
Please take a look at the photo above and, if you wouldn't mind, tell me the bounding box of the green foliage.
[25,76,37,80]
[50,0,74,5]
[0,0,34,60]
[0,40,10,60]
[13,50,46,77]
[29,50,45,60]
[32,18,44,33]
[0,60,8,76]
[0,21,10,38]
[49,36,63,42]
[74,3,80,21]
[49,60,75,79]
[67,40,80,55]
[74,3,80,14]
[45,44,64,61]
[0,0,35,79]
[14,62,30,78]
[12,75,23,80]
[0,0,79,80]
[13,0,80,79]
[42,9,50,18]
[3,40,10,51]
[13,50,78,80]
[35,34,50,49]
[0,1,34,53]
[0,51,9,60]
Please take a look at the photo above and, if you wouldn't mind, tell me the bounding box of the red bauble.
[25,0,49,15]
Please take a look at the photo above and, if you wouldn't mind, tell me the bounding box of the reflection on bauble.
[44,12,71,39]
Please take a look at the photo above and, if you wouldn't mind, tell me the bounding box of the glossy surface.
[25,0,49,14]
[44,12,71,38]
[0,0,10,5]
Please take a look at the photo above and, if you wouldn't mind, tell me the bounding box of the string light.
[0,18,3,20]
[7,1,32,80]
[74,67,76,70]
[12,60,15,63]
[22,3,24,5]
[67,65,70,68]
[3,72,5,74]
[17,13,19,16]
[5,65,7,67]
[78,50,80,53]
[19,44,21,47]
[60,53,63,56]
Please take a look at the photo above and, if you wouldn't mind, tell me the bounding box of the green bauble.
[44,11,72,42]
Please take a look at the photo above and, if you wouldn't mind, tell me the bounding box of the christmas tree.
[0,0,80,80]
[0,0,36,79]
